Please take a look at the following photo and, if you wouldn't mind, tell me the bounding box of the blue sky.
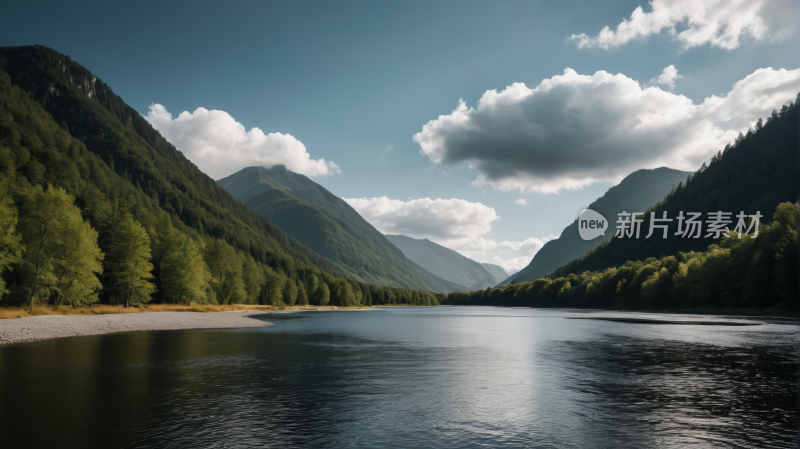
[3,0,799,272]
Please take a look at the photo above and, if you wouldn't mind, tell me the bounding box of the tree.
[160,233,212,304]
[51,217,103,307]
[0,180,22,300]
[282,277,298,306]
[202,238,245,305]
[313,282,330,306]
[296,278,308,306]
[241,253,265,304]
[106,212,155,307]
[260,267,286,306]
[19,186,81,309]
[305,273,319,298]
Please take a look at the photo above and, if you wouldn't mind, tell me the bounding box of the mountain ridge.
[384,234,498,290]
[499,167,690,285]
[219,165,466,293]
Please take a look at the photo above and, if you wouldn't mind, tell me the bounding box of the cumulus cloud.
[343,196,552,274]
[568,0,799,50]
[515,199,529,206]
[651,65,683,90]
[413,67,800,193]
[145,104,339,179]
[342,196,498,240]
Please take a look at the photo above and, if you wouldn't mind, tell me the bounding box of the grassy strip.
[0,304,360,319]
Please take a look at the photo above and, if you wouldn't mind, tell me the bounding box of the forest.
[0,47,442,310]
[444,201,798,312]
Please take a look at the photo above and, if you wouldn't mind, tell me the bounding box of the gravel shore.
[0,311,273,346]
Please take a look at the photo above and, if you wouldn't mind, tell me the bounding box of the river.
[0,307,797,448]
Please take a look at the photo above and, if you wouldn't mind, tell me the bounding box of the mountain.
[550,97,799,279]
[445,100,799,312]
[480,263,509,284]
[218,165,466,293]
[0,45,448,308]
[499,167,690,285]
[384,235,497,290]
[0,45,341,276]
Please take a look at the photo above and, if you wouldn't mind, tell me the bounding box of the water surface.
[0,307,797,448]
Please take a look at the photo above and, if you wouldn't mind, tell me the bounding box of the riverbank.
[0,303,352,320]
[0,304,374,345]
[0,310,277,346]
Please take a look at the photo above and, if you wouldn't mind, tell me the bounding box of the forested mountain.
[0,45,338,275]
[0,45,443,308]
[480,263,509,284]
[218,165,465,292]
[550,96,800,279]
[446,99,799,313]
[499,167,689,286]
[384,234,497,290]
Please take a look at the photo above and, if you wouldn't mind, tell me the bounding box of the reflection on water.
[0,307,796,448]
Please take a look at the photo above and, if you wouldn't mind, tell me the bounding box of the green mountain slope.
[384,235,497,290]
[218,165,466,293]
[480,263,509,284]
[499,167,690,285]
[0,45,341,276]
[551,97,799,279]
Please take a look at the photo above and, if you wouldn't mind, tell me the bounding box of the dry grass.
[0,303,356,320]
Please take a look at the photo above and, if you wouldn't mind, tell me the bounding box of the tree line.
[445,202,798,312]
[0,179,443,309]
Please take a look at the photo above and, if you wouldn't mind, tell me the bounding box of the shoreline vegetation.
[0,303,365,320]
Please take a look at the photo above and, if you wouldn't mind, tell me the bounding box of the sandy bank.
[0,311,273,346]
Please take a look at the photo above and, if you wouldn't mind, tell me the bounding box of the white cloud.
[413,67,800,193]
[515,199,529,206]
[342,196,498,240]
[651,65,683,90]
[343,196,553,275]
[145,104,339,179]
[568,0,799,50]
[493,256,531,275]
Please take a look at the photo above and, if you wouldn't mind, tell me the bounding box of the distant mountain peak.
[497,166,690,286]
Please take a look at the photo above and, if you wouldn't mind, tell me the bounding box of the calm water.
[0,307,797,448]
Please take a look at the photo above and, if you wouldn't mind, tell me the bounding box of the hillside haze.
[218,165,466,292]
[480,263,510,284]
[384,235,498,290]
[500,167,690,285]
